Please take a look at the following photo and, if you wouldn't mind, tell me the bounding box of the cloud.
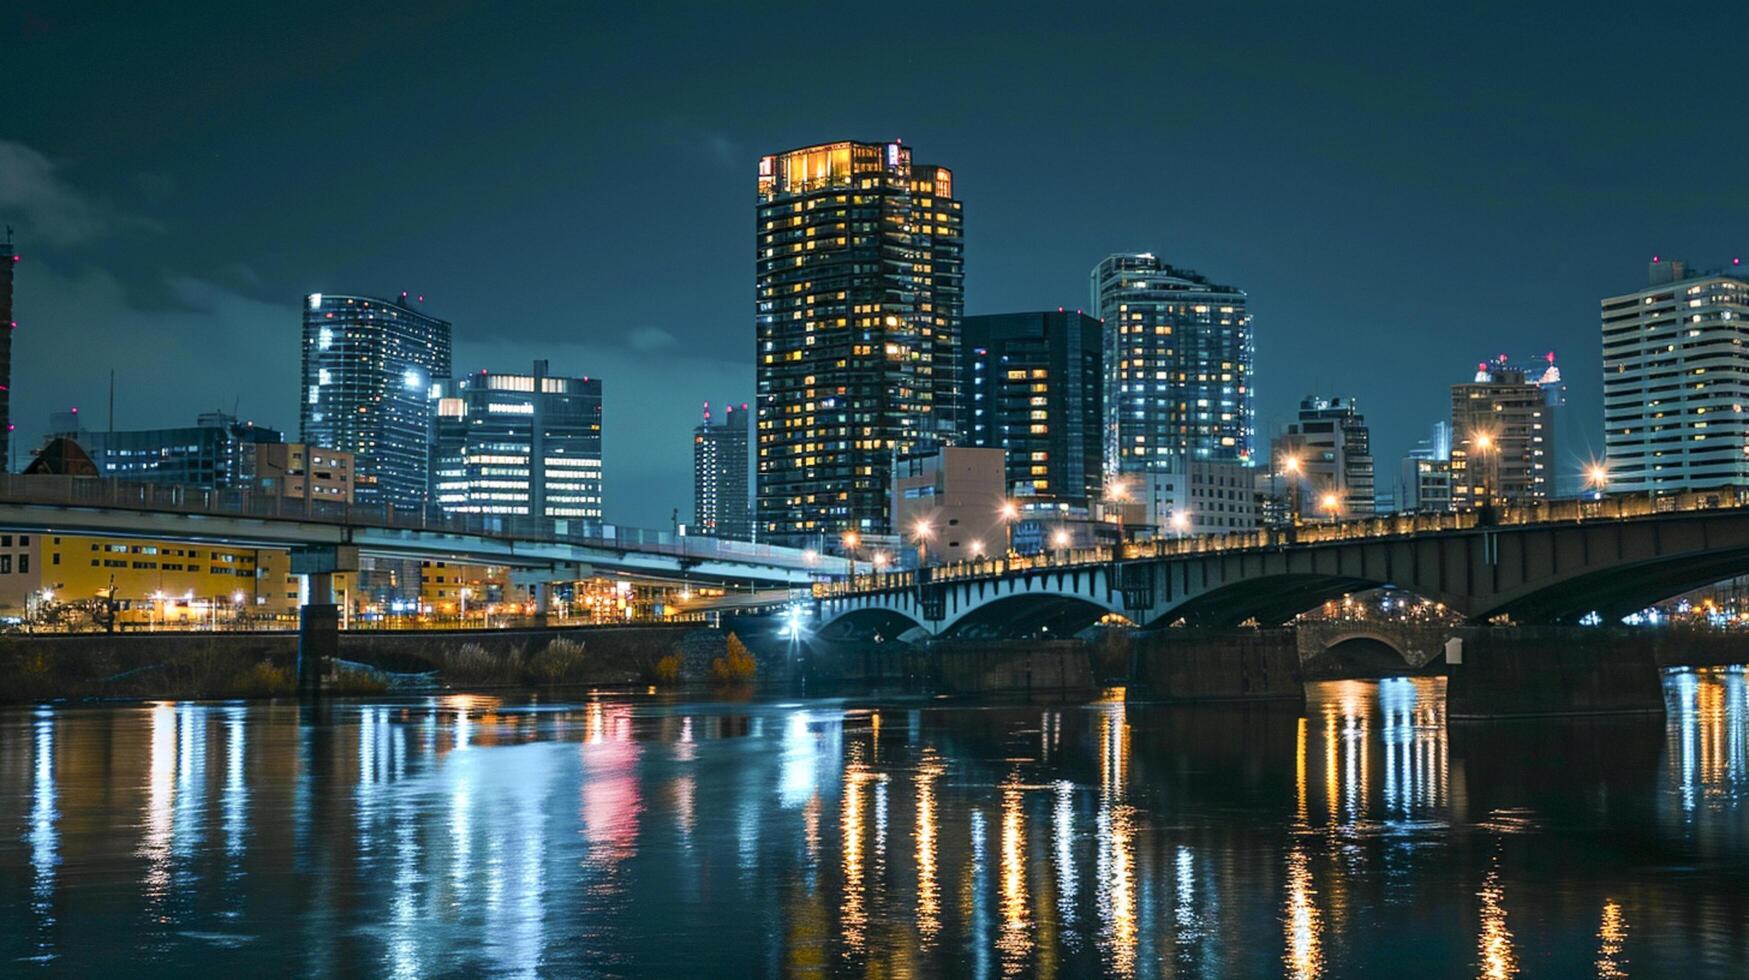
[628,325,679,353]
[0,141,114,248]
[11,261,300,460]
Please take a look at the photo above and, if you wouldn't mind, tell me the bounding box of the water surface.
[0,670,1746,976]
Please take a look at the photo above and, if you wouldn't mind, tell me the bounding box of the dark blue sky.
[6,2,1746,525]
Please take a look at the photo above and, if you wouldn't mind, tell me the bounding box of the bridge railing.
[812,484,1749,597]
[0,475,844,573]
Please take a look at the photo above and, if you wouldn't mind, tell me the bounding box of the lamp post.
[1105,477,1131,556]
[912,518,934,570]
[1282,453,1303,525]
[1052,528,1072,563]
[1319,490,1341,523]
[1586,462,1609,501]
[1170,510,1190,540]
[842,529,862,584]
[998,500,1019,557]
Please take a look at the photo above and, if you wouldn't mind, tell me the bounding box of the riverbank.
[0,626,730,702]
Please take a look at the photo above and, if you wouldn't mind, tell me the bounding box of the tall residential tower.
[0,234,15,469]
[693,402,752,540]
[1603,258,1749,493]
[301,293,452,510]
[755,139,964,545]
[962,310,1104,506]
[1091,253,1255,475]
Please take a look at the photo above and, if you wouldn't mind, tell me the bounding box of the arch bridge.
[814,491,1749,640]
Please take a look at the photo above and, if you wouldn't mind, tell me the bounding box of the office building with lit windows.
[1450,363,1552,508]
[430,360,603,519]
[962,311,1104,506]
[301,293,452,510]
[1091,253,1255,474]
[693,402,752,540]
[1603,257,1749,494]
[755,139,963,545]
[44,409,282,489]
[1270,395,1376,519]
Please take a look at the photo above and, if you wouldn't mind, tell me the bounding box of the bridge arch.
[941,591,1120,640]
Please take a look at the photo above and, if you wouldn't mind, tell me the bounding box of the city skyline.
[5,3,1746,527]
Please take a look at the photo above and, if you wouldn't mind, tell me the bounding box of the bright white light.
[317,326,333,350]
[308,293,323,310]
[403,368,423,391]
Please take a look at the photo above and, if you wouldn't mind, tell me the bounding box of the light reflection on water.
[0,669,1743,974]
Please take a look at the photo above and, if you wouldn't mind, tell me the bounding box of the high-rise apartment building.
[755,139,964,545]
[1091,253,1255,475]
[1271,395,1375,519]
[693,402,752,540]
[962,310,1104,505]
[301,293,452,510]
[1450,363,1552,508]
[0,235,15,470]
[1603,258,1749,493]
[430,361,603,519]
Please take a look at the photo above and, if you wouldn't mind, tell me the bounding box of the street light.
[1586,462,1609,499]
[1280,452,1304,525]
[969,539,986,559]
[1170,510,1190,539]
[1105,477,1131,549]
[998,500,1020,557]
[912,518,934,568]
[1319,490,1341,522]
[1052,528,1072,562]
[1471,429,1498,508]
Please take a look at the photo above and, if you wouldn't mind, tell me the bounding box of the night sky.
[6,2,1746,527]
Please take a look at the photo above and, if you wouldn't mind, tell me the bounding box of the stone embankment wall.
[0,626,714,702]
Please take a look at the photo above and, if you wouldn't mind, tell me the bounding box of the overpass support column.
[292,546,358,698]
[530,581,550,627]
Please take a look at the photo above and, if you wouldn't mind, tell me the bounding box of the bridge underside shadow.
[1156,573,1384,628]
[811,608,922,643]
[1489,548,1749,623]
[944,593,1117,640]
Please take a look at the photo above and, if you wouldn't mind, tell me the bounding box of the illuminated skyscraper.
[962,310,1104,505]
[430,361,603,518]
[1090,253,1255,474]
[301,293,451,509]
[1450,363,1551,507]
[693,402,752,540]
[0,234,15,470]
[756,139,963,545]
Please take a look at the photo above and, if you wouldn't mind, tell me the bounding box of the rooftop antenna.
[3,225,12,246]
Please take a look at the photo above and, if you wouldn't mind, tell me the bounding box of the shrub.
[710,633,758,685]
[526,637,589,685]
[235,660,294,699]
[653,652,683,685]
[442,642,514,685]
[328,668,389,696]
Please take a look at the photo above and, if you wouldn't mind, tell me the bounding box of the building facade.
[1136,458,1260,536]
[755,139,964,545]
[1091,253,1255,474]
[1603,258,1749,493]
[1450,364,1553,508]
[430,361,603,519]
[693,402,752,540]
[241,443,355,503]
[1271,395,1376,520]
[890,446,1005,567]
[962,310,1104,506]
[301,292,452,510]
[44,410,282,488]
[1398,421,1453,513]
[1,236,16,470]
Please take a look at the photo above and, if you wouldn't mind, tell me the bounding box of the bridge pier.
[292,546,358,698]
[1444,628,1667,719]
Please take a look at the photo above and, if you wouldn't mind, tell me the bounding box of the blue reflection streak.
[970,808,990,980]
[30,706,58,959]
[223,705,247,861]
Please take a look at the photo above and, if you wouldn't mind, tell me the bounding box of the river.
[0,669,1744,976]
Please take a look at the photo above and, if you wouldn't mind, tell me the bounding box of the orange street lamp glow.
[1586,463,1609,489]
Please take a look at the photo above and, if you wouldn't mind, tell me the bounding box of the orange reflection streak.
[997,780,1032,974]
[915,750,943,947]
[1323,703,1340,824]
[840,751,869,953]
[1296,716,1309,825]
[1283,846,1323,979]
[1596,898,1628,979]
[1477,859,1518,979]
[1098,803,1137,978]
